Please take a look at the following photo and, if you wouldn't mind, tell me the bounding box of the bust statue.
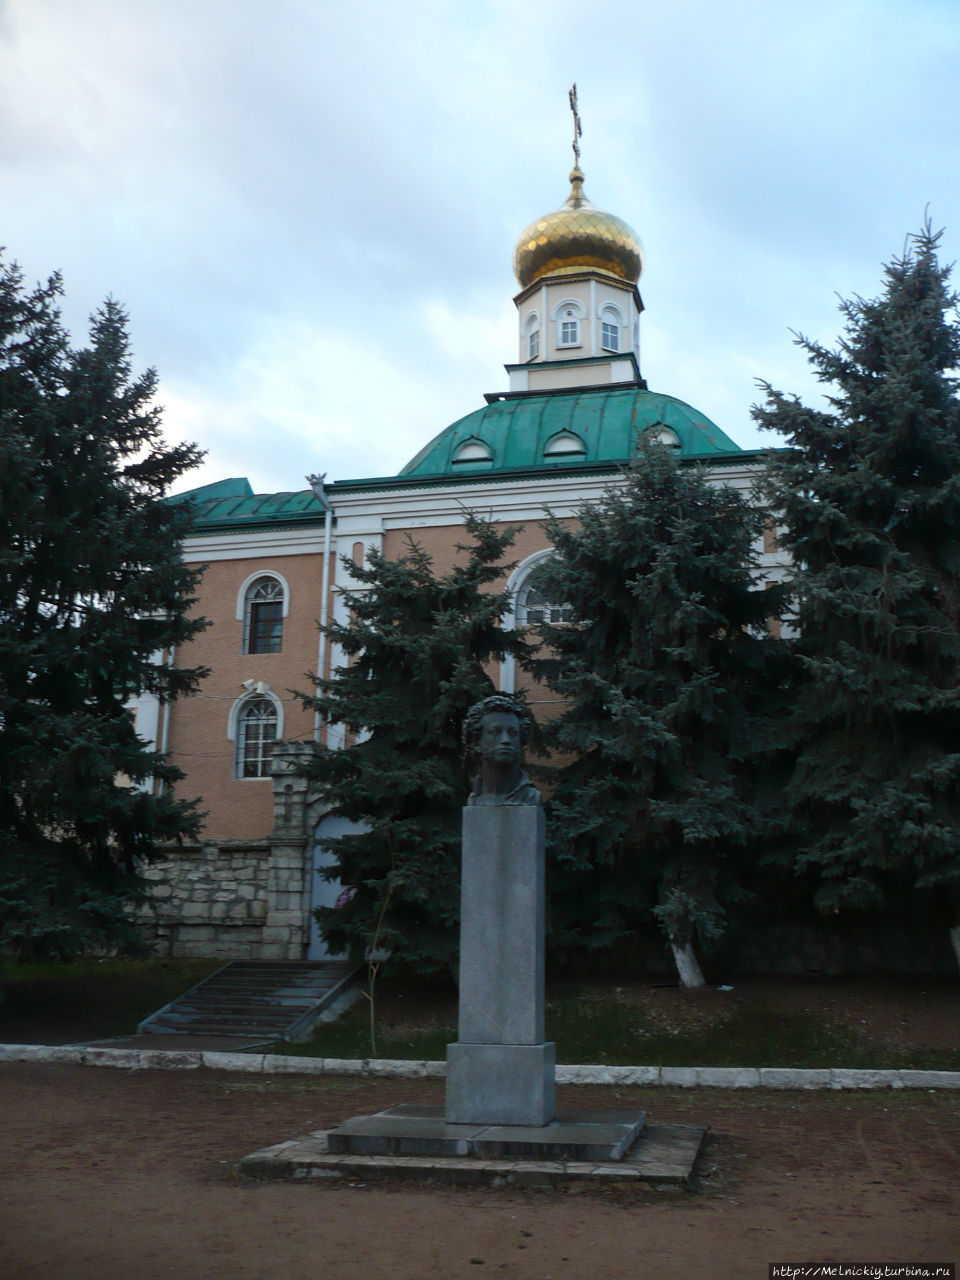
[462,695,541,807]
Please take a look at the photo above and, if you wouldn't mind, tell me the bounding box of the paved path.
[1,1061,957,1280]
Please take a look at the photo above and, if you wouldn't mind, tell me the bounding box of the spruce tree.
[0,257,208,959]
[299,514,530,974]
[755,224,960,970]
[530,438,786,986]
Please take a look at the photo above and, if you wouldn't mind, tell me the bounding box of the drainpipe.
[157,644,175,794]
[307,473,334,745]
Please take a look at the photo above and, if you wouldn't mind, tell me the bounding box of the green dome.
[399,387,742,479]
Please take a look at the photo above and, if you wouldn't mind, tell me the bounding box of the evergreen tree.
[530,438,787,986]
[0,257,208,959]
[299,514,529,974]
[755,224,960,970]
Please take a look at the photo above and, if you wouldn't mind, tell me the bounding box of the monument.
[242,692,707,1184]
[319,695,647,1162]
[445,696,554,1125]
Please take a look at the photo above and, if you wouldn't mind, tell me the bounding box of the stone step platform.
[240,1118,707,1191]
[327,1103,646,1162]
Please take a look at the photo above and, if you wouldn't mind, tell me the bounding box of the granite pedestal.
[445,804,555,1126]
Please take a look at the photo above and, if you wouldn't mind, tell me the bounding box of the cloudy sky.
[2,0,958,495]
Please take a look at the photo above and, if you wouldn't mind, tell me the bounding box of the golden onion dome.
[513,166,643,289]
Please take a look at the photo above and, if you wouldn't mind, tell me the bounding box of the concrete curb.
[1,1043,959,1089]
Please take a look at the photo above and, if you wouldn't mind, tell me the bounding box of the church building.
[136,135,785,960]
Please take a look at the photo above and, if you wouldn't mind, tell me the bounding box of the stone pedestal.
[445,805,556,1126]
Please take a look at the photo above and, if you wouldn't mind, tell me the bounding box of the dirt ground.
[1,1062,957,1280]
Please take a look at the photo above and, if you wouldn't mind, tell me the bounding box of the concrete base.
[241,1116,707,1191]
[446,1041,555,1126]
[328,1103,645,1161]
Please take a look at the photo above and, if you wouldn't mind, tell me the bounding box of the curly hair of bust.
[462,695,531,752]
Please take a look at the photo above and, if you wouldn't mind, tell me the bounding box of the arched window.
[515,561,575,627]
[235,697,278,778]
[525,312,540,361]
[560,314,579,346]
[243,576,284,654]
[553,299,584,349]
[600,304,623,352]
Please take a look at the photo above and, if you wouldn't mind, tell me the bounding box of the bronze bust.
[462,695,541,807]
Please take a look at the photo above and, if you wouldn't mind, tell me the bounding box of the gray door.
[308,815,366,960]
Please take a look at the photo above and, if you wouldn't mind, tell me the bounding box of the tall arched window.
[515,561,575,627]
[235,697,278,778]
[243,576,284,654]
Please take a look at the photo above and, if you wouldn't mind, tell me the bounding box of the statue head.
[462,695,539,806]
[462,695,531,765]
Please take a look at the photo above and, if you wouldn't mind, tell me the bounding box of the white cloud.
[2,0,958,495]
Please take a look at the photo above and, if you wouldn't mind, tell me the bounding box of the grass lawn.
[0,957,222,1043]
[283,971,960,1070]
[2,960,958,1071]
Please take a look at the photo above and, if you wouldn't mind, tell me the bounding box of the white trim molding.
[500,548,557,693]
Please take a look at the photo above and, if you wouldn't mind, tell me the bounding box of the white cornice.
[182,461,768,552]
[183,527,328,563]
[329,460,764,528]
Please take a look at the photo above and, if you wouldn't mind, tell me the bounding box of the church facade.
[136,153,785,960]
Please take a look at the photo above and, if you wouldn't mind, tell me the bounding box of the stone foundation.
[137,837,310,960]
[136,741,321,960]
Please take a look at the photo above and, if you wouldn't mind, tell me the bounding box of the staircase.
[137,959,360,1043]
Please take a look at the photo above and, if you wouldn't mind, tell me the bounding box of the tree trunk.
[670,940,706,989]
[946,886,960,977]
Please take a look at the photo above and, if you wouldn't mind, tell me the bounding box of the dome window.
[544,431,586,458]
[649,426,682,450]
[453,438,494,465]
